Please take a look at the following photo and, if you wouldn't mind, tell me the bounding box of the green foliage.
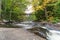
[52,1,60,23]
[1,0,60,23]
[33,0,60,22]
[35,10,46,21]
[1,0,29,22]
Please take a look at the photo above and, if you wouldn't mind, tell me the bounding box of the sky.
[25,4,34,14]
[25,0,34,14]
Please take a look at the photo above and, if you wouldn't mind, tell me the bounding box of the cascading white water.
[47,30,60,40]
[13,21,60,40]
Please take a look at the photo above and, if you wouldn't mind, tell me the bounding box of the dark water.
[0,24,20,28]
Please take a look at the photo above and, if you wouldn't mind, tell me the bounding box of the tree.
[1,0,29,22]
[32,0,58,22]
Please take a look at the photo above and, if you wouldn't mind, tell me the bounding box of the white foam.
[47,30,60,40]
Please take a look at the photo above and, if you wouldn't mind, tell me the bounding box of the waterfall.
[47,30,60,40]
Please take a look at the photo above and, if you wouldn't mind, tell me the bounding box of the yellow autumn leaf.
[36,6,43,10]
[48,16,54,22]
[32,0,39,5]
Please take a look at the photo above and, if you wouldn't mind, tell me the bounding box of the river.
[0,21,60,40]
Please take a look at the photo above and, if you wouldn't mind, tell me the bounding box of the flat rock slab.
[0,28,45,40]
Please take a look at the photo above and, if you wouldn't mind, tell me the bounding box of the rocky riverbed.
[0,28,45,40]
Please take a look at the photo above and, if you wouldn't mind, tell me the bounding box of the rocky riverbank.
[0,28,45,40]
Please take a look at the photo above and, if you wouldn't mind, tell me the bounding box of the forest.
[0,0,60,23]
